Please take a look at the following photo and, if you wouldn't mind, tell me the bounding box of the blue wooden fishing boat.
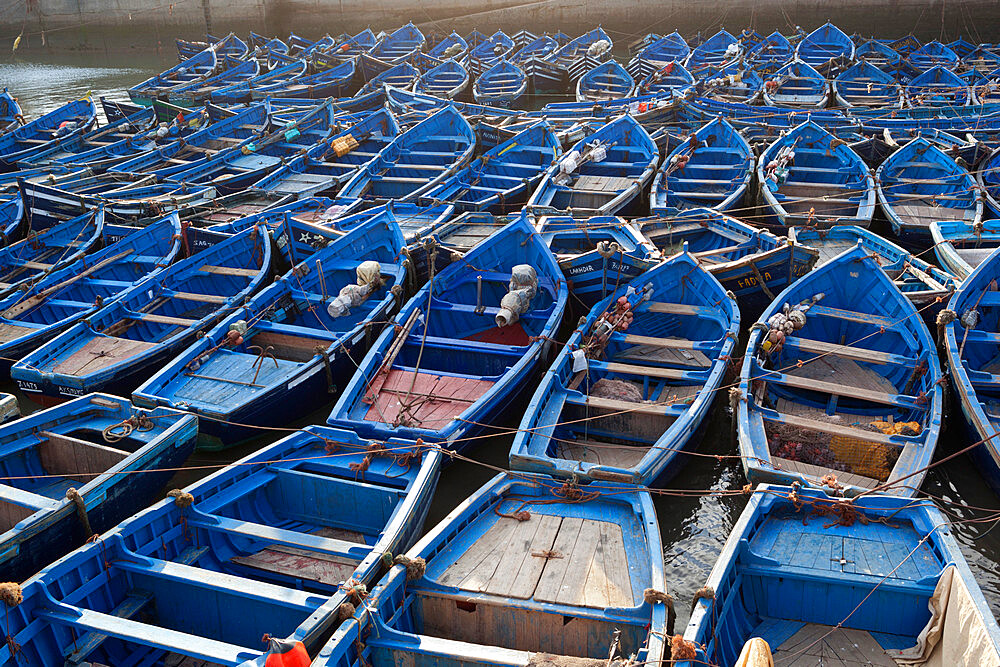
[546,27,613,83]
[310,472,670,667]
[0,207,103,293]
[747,30,793,74]
[795,21,855,72]
[413,59,469,99]
[638,31,691,67]
[906,65,973,106]
[510,34,558,66]
[337,105,475,203]
[964,46,1000,72]
[738,244,943,496]
[930,219,1000,279]
[251,58,356,100]
[891,34,923,57]
[109,102,270,178]
[650,116,752,215]
[876,136,982,245]
[321,27,377,59]
[369,22,426,66]
[133,215,408,450]
[473,59,527,107]
[210,59,307,103]
[425,31,467,60]
[19,175,215,228]
[908,39,961,71]
[948,35,979,58]
[757,119,876,230]
[833,60,903,108]
[327,215,567,446]
[761,58,830,107]
[685,28,740,71]
[528,114,658,216]
[128,47,218,105]
[0,97,97,171]
[15,106,156,170]
[635,60,694,96]
[158,102,338,193]
[250,107,399,198]
[2,424,441,665]
[855,38,904,71]
[575,60,635,102]
[678,484,1000,667]
[0,88,23,134]
[697,62,764,103]
[0,393,198,583]
[414,120,560,213]
[534,215,659,307]
[510,250,737,486]
[467,30,516,77]
[0,214,182,377]
[942,246,1000,494]
[167,57,261,105]
[639,208,818,315]
[287,32,335,56]
[11,226,272,404]
[790,224,955,310]
[359,61,420,96]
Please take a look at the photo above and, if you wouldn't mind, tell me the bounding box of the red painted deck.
[464,322,531,346]
[365,369,494,428]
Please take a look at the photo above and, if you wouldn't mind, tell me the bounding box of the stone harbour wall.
[1,0,997,52]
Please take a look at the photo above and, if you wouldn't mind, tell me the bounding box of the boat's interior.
[360,269,559,429]
[545,139,652,214]
[519,261,731,477]
[359,488,655,666]
[23,237,264,379]
[12,435,417,667]
[773,131,870,218]
[693,501,942,667]
[881,141,978,226]
[159,262,396,412]
[663,126,751,209]
[751,260,937,490]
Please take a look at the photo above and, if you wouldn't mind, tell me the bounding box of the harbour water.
[2,54,999,631]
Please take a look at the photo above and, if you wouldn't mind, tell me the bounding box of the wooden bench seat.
[781,336,917,367]
[197,264,259,277]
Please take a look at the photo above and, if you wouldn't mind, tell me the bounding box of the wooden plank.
[554,519,603,606]
[438,517,520,588]
[644,302,702,316]
[52,337,159,376]
[483,514,560,598]
[807,305,896,328]
[170,291,228,304]
[533,517,584,603]
[764,412,905,447]
[601,361,689,380]
[135,313,198,326]
[772,456,880,489]
[197,264,259,277]
[618,333,698,349]
[759,370,913,408]
[38,431,130,479]
[231,547,357,586]
[506,514,563,600]
[556,440,649,468]
[781,336,915,367]
[582,521,633,608]
[774,623,897,666]
[577,395,676,416]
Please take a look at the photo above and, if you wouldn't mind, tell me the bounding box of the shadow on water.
[3,55,1000,632]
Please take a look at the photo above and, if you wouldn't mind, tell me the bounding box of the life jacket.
[263,638,310,667]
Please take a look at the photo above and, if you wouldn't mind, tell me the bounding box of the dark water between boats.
[2,53,1000,630]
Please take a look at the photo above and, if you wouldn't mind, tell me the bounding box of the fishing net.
[767,421,901,482]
